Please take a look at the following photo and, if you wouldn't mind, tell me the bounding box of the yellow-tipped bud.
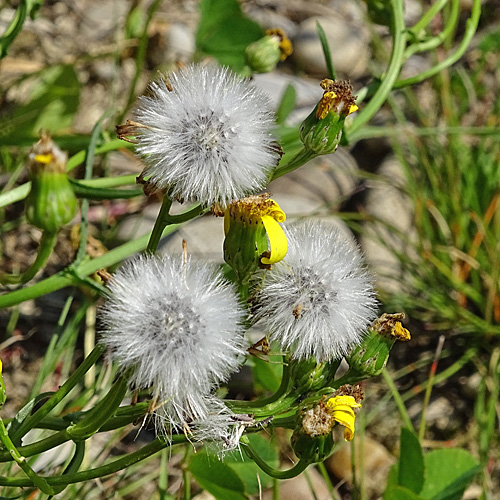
[26,134,78,233]
[299,80,357,154]
[245,28,293,74]
[347,313,411,379]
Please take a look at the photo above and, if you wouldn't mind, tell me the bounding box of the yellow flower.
[325,395,362,441]
[316,79,358,120]
[372,312,411,341]
[224,194,288,266]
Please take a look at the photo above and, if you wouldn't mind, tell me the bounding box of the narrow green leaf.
[6,392,55,444]
[420,449,479,500]
[316,22,336,80]
[189,452,247,500]
[276,84,297,125]
[398,428,425,494]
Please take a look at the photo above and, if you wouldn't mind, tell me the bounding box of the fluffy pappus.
[254,221,378,361]
[99,253,247,431]
[133,64,280,207]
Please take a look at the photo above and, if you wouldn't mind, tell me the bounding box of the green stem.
[0,231,58,284]
[66,139,134,172]
[393,0,480,89]
[271,147,318,181]
[146,197,205,253]
[226,360,295,415]
[73,174,138,188]
[348,0,407,141]
[0,417,55,494]
[0,219,185,309]
[0,141,134,209]
[418,335,445,441]
[146,195,173,253]
[410,0,450,36]
[120,0,163,120]
[351,125,500,140]
[381,369,414,431]
[0,403,150,463]
[70,179,143,200]
[0,0,29,59]
[0,436,184,488]
[182,445,192,500]
[241,437,309,479]
[404,0,459,59]
[9,344,105,443]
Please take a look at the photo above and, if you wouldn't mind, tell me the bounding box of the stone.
[360,156,415,294]
[262,464,331,500]
[164,23,196,63]
[327,435,396,496]
[292,15,369,78]
[269,148,360,215]
[245,6,299,38]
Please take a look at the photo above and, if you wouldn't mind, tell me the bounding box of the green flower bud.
[26,135,78,233]
[346,313,411,379]
[299,79,358,155]
[292,426,335,464]
[290,357,340,393]
[245,28,292,74]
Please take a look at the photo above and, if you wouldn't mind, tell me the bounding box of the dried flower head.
[99,254,246,431]
[192,407,259,456]
[118,64,280,207]
[254,221,377,361]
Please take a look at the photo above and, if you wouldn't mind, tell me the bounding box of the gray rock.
[361,156,415,294]
[164,23,195,63]
[252,72,322,115]
[403,0,423,25]
[293,15,370,78]
[159,213,225,263]
[269,147,359,215]
[245,7,299,38]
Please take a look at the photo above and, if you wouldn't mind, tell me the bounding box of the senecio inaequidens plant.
[97,62,410,467]
[0,50,420,493]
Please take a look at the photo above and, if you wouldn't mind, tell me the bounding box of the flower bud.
[290,357,340,393]
[26,134,78,233]
[346,313,411,378]
[292,425,335,464]
[299,80,358,154]
[245,28,292,74]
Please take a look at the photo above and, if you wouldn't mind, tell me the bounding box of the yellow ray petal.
[261,215,288,265]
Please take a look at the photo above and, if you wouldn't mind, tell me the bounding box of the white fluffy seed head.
[99,254,247,429]
[254,221,378,362]
[134,64,279,207]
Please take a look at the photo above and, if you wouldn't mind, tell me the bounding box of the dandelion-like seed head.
[124,64,280,207]
[254,221,377,361]
[99,254,247,430]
